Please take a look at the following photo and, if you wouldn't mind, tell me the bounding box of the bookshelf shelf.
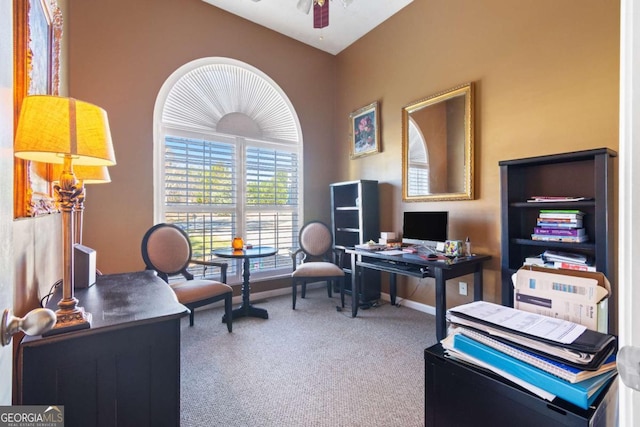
[511,238,596,250]
[499,148,616,331]
[511,200,596,209]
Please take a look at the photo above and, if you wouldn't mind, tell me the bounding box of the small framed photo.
[350,101,381,159]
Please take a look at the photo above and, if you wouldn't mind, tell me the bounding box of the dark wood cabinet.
[424,343,618,426]
[330,180,380,303]
[18,271,188,427]
[499,148,616,330]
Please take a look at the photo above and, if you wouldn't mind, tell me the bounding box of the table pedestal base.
[223,303,268,322]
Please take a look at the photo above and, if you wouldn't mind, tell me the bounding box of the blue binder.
[452,334,617,409]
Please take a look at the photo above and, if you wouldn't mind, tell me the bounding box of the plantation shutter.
[157,58,302,281]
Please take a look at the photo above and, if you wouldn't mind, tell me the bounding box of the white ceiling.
[201,0,414,55]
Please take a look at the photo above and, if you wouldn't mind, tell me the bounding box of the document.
[381,249,404,255]
[449,301,586,344]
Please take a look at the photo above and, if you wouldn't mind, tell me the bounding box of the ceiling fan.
[250,0,355,29]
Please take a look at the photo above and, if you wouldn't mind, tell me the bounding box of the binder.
[447,302,616,370]
[451,334,617,409]
[454,327,617,383]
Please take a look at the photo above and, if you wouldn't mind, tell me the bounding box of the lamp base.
[42,306,92,336]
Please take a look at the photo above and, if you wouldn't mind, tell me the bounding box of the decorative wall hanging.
[14,0,63,217]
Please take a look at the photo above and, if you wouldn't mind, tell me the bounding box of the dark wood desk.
[345,248,491,341]
[213,246,278,320]
[18,270,188,427]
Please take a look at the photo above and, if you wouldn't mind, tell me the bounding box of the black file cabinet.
[424,343,618,427]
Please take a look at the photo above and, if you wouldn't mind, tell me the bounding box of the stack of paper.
[443,301,618,409]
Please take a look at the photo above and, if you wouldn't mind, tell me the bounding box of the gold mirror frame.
[402,82,474,202]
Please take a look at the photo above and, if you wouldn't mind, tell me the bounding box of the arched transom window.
[154,57,303,283]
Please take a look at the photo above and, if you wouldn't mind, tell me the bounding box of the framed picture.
[349,101,381,159]
[14,0,63,217]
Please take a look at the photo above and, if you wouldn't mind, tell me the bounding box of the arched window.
[407,117,430,195]
[154,58,303,283]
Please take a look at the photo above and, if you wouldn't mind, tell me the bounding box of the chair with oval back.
[290,221,345,309]
[141,223,233,332]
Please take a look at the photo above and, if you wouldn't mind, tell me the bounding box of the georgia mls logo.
[0,405,64,426]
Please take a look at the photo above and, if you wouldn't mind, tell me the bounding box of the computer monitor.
[402,211,448,248]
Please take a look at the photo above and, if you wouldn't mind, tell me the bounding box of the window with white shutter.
[154,58,303,283]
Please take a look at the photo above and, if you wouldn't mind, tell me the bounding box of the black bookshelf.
[330,180,380,303]
[499,148,616,331]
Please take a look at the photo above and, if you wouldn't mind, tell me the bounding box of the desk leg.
[473,264,484,301]
[351,252,358,318]
[390,273,397,306]
[434,268,446,342]
[223,257,268,321]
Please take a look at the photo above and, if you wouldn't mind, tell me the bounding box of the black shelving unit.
[499,148,616,330]
[330,180,380,303]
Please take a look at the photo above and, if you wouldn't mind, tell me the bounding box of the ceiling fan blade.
[297,0,312,14]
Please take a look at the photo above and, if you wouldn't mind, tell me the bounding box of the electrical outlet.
[459,281,468,296]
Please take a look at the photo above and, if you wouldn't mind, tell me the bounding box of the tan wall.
[335,0,620,308]
[14,0,619,312]
[67,0,337,278]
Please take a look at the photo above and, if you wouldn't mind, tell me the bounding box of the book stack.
[532,209,588,243]
[443,301,617,409]
[542,249,596,272]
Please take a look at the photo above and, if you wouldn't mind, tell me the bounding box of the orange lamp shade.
[14,95,116,166]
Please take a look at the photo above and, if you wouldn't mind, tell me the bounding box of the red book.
[553,261,596,272]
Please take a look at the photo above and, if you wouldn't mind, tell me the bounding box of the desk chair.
[290,221,345,309]
[141,223,233,332]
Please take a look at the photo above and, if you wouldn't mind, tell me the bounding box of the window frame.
[153,58,304,285]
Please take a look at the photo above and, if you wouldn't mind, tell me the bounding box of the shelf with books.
[499,148,616,332]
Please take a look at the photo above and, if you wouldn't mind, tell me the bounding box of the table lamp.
[14,95,116,335]
[53,164,111,244]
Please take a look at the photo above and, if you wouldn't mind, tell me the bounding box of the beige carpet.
[180,286,438,427]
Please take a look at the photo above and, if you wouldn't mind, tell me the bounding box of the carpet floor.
[180,286,438,427]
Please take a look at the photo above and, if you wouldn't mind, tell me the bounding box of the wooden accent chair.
[141,223,233,332]
[290,221,345,309]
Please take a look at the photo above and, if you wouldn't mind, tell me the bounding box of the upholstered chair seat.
[141,223,233,331]
[290,221,345,309]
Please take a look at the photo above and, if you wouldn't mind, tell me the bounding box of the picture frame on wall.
[349,101,381,159]
[14,0,63,217]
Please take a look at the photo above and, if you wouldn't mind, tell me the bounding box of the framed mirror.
[402,82,474,201]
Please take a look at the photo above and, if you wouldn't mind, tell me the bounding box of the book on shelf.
[536,219,583,228]
[451,327,617,384]
[542,250,589,264]
[523,255,550,267]
[553,261,597,272]
[539,213,584,221]
[539,209,585,215]
[533,227,585,237]
[532,234,589,243]
[444,333,617,409]
[527,196,590,203]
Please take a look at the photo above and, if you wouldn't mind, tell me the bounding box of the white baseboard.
[379,292,436,316]
[197,283,435,317]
